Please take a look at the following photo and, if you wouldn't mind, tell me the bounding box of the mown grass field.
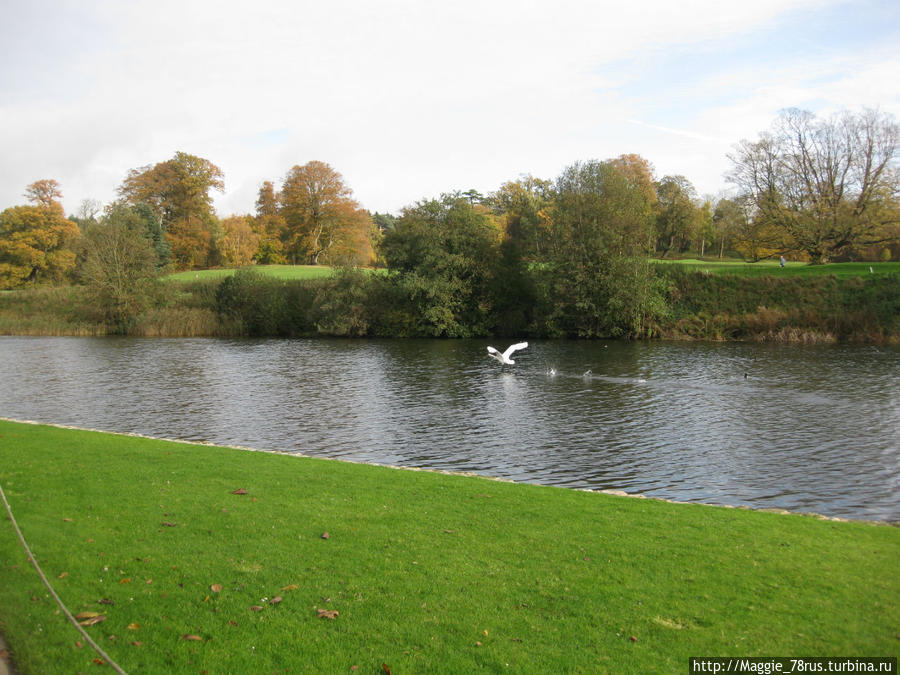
[0,420,897,673]
[161,260,900,284]
[653,259,899,278]
[163,264,337,282]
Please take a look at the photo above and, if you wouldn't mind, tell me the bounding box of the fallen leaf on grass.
[78,615,107,627]
[250,605,264,612]
[119,578,131,584]
[629,636,638,642]
[281,584,298,591]
[161,522,177,527]
[316,609,339,620]
[127,623,140,631]
[98,598,114,605]
[381,664,392,674]
[93,658,106,665]
[131,641,143,647]
[321,531,330,540]
[75,611,101,620]
[210,584,223,593]
[181,634,203,641]
[58,572,68,579]
[269,596,282,605]
[62,518,73,522]
[231,488,248,495]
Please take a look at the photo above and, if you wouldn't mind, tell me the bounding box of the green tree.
[118,151,225,269]
[489,175,553,261]
[380,195,503,336]
[728,108,900,263]
[0,200,80,288]
[541,160,665,337]
[132,202,171,271]
[252,181,287,264]
[79,204,160,328]
[711,197,744,258]
[654,175,702,257]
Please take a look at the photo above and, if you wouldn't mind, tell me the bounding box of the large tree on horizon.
[278,161,374,265]
[727,107,900,263]
[118,151,224,269]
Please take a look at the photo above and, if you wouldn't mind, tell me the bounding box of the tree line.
[1,107,898,332]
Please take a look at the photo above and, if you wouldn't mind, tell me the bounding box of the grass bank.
[0,420,897,673]
[1,263,898,341]
[658,266,900,343]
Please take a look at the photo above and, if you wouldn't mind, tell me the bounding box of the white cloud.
[1,0,894,217]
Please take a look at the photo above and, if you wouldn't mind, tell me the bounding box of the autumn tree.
[219,215,261,267]
[278,161,374,265]
[728,108,900,263]
[24,179,64,208]
[712,196,780,261]
[0,187,80,288]
[118,151,225,269]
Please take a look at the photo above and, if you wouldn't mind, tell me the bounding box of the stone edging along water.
[2,417,896,528]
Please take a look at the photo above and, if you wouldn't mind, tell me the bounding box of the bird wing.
[487,346,503,362]
[502,342,528,359]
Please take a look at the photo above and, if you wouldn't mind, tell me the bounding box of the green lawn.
[654,259,899,278]
[163,264,338,282]
[1,420,897,673]
[164,261,899,285]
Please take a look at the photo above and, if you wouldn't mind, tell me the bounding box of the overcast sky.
[2,0,898,217]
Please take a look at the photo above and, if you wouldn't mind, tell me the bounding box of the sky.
[1,0,898,218]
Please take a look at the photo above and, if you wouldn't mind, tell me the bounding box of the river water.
[0,337,897,521]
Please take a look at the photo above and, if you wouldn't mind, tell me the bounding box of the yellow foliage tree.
[219,215,261,267]
[0,199,80,288]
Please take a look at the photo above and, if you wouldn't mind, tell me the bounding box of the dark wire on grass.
[0,481,128,675]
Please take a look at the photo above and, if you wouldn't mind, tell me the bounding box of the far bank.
[0,263,898,342]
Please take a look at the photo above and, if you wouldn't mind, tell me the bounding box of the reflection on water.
[1,337,898,521]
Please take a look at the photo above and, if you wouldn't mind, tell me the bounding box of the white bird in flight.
[487,341,528,365]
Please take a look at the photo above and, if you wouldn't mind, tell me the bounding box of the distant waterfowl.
[583,369,592,378]
[547,367,557,377]
[487,342,528,365]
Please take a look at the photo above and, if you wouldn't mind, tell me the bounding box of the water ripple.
[1,337,898,521]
